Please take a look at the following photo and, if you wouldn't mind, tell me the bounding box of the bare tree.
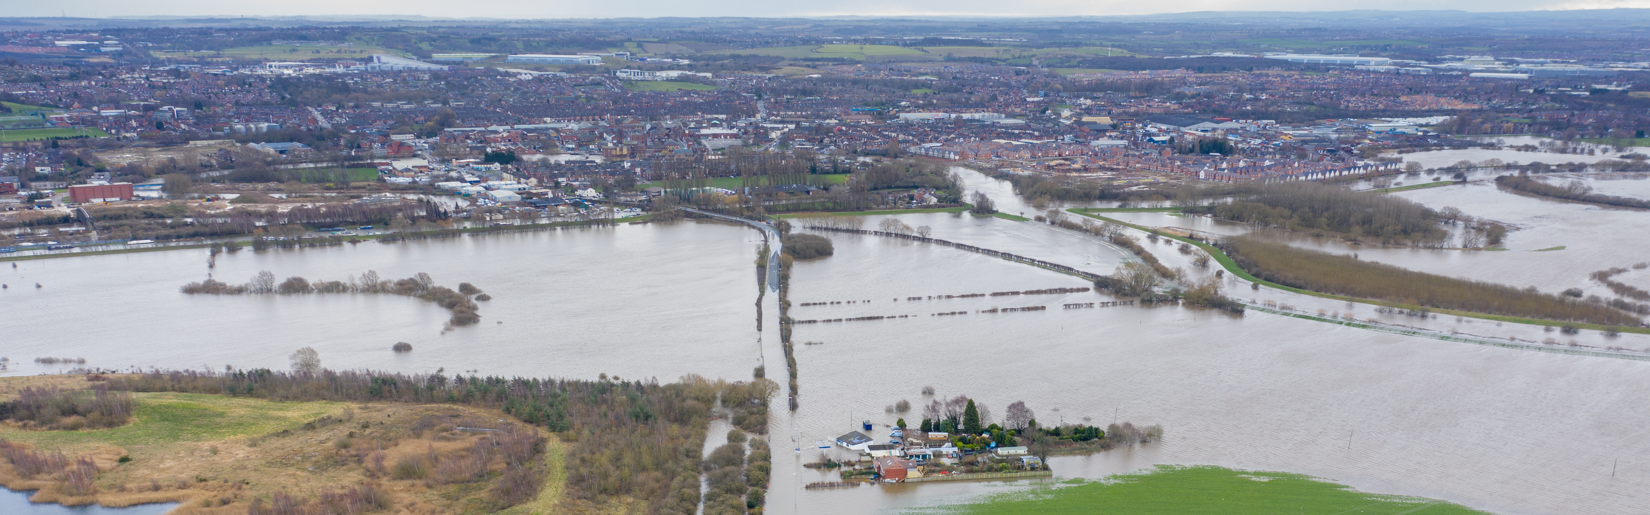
[878,218,912,235]
[915,225,932,238]
[1114,262,1161,296]
[921,400,943,423]
[969,191,996,214]
[1005,401,1035,431]
[289,347,321,376]
[943,395,970,425]
[249,271,277,294]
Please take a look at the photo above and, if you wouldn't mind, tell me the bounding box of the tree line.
[1218,236,1641,326]
[1495,174,1650,210]
[180,271,484,327]
[1187,182,1448,246]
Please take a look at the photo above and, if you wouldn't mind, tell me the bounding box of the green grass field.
[991,212,1031,222]
[0,127,109,142]
[717,44,925,60]
[3,101,58,113]
[1027,47,1133,58]
[918,46,1018,58]
[930,466,1488,515]
[0,392,346,450]
[624,81,719,92]
[814,44,925,58]
[286,167,380,182]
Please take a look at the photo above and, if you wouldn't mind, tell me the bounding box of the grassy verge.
[775,206,970,218]
[991,212,1031,222]
[1532,246,1566,252]
[1369,180,1462,194]
[497,435,567,515]
[930,466,1488,515]
[1068,208,1650,335]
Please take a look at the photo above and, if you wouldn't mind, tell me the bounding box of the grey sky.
[26,0,1648,19]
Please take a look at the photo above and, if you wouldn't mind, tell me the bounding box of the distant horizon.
[9,2,1650,22]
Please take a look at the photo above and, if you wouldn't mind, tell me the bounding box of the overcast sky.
[27,0,1650,20]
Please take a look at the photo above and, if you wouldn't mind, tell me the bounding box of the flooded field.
[1,220,765,381]
[775,227,1650,515]
[4,168,1648,515]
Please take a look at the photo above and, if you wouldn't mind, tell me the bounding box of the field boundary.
[1068,208,1650,338]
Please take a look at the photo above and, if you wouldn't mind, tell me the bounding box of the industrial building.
[1264,54,1393,66]
[505,54,602,65]
[364,54,450,71]
[430,53,496,62]
[69,183,134,203]
[614,69,712,81]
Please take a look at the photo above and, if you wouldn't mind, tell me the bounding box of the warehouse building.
[364,54,450,71]
[505,54,602,65]
[69,183,134,203]
[1264,54,1392,66]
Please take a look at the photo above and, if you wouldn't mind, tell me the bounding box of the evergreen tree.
[896,418,906,429]
[919,418,932,432]
[963,398,981,434]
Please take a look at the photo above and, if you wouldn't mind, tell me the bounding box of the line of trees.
[1187,182,1448,246]
[1495,174,1650,210]
[180,271,483,327]
[1219,236,1641,326]
[993,172,1175,205]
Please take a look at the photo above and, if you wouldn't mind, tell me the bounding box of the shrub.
[0,385,136,429]
[392,342,413,353]
[391,455,430,480]
[781,233,834,260]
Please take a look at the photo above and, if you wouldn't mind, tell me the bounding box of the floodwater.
[5,168,1650,515]
[772,223,1650,515]
[0,489,173,515]
[1,220,765,381]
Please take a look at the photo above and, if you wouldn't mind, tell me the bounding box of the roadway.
[682,208,780,291]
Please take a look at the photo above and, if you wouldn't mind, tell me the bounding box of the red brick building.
[69,183,134,203]
[874,457,914,481]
